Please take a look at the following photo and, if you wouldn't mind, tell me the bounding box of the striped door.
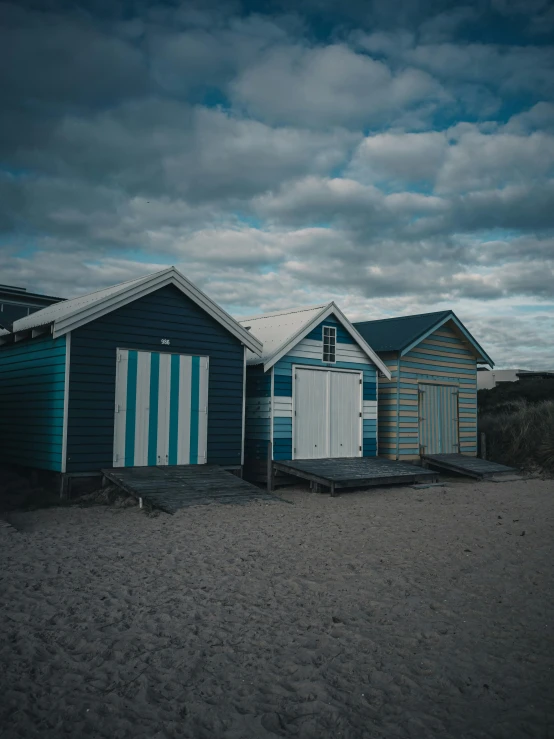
[113,350,208,467]
[419,384,459,454]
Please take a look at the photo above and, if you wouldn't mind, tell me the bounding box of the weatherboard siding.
[375,351,398,458]
[0,335,66,471]
[66,285,245,473]
[244,364,272,462]
[243,315,380,467]
[377,325,478,460]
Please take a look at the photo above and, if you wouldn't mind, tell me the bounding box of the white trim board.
[61,331,71,474]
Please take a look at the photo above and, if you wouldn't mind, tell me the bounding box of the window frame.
[322,325,336,364]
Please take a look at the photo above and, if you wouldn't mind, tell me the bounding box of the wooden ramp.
[272,457,438,496]
[421,454,517,480]
[102,465,279,514]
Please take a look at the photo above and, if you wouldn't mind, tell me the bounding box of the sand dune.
[1,477,553,738]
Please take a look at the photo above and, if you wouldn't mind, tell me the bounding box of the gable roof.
[239,302,392,378]
[353,310,494,366]
[10,267,262,355]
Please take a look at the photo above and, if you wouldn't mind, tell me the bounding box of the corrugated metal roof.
[354,311,452,353]
[13,270,158,332]
[239,304,328,365]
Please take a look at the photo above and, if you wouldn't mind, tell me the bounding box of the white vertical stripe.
[177,355,192,464]
[61,332,71,473]
[197,356,209,464]
[134,351,151,466]
[270,367,274,458]
[241,346,246,466]
[113,348,128,467]
[157,352,171,465]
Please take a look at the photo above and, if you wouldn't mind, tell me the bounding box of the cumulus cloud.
[1,0,553,368]
[230,43,446,128]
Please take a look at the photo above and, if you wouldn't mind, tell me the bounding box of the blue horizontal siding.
[408,350,476,366]
[244,365,271,463]
[363,422,377,440]
[278,355,376,375]
[399,371,476,384]
[67,285,245,472]
[363,440,377,456]
[244,441,270,461]
[402,360,476,375]
[273,438,293,460]
[274,375,292,396]
[417,340,473,357]
[363,382,377,401]
[273,417,292,442]
[0,335,66,471]
[305,317,355,344]
[245,364,271,398]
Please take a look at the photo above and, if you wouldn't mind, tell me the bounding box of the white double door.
[293,367,362,459]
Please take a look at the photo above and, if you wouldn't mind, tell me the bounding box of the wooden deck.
[421,454,517,480]
[272,457,438,495]
[102,465,279,514]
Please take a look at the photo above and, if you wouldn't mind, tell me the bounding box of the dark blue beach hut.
[0,268,262,486]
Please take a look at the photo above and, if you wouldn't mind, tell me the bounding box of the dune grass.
[479,399,554,473]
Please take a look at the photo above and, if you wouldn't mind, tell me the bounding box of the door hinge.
[359,412,362,417]
[359,445,362,451]
[359,378,363,385]
[115,403,120,413]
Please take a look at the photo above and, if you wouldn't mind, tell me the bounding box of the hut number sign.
[161,338,170,345]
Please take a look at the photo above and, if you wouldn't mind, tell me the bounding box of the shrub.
[479,400,554,472]
[478,378,554,413]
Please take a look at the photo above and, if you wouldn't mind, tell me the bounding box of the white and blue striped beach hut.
[239,303,391,480]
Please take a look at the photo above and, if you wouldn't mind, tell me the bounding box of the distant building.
[0,284,63,331]
[476,367,554,389]
[517,370,554,382]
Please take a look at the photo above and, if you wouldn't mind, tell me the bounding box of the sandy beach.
[1,477,553,739]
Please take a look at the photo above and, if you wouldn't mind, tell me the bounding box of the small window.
[323,325,336,363]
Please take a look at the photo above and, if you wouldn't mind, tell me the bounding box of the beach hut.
[353,311,493,460]
[0,268,262,486]
[239,303,391,480]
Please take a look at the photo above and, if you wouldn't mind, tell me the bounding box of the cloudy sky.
[2,0,554,367]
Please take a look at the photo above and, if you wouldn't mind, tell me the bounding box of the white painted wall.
[477,369,523,390]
